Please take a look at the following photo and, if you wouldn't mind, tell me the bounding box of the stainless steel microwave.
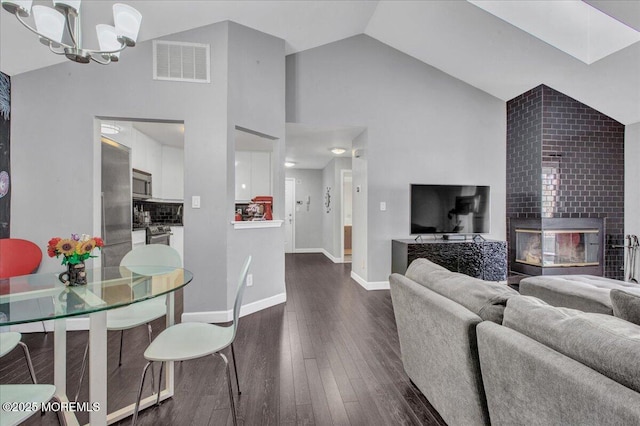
[132,168,152,199]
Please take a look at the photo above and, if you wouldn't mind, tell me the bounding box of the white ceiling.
[133,121,184,148]
[285,123,365,169]
[2,0,639,126]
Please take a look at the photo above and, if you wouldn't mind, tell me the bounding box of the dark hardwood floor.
[1,253,446,425]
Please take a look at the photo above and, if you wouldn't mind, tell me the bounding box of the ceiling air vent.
[153,40,210,83]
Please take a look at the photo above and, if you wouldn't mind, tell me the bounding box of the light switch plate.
[192,195,201,209]
[380,201,386,211]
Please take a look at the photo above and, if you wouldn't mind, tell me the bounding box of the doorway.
[284,177,295,253]
[341,170,352,262]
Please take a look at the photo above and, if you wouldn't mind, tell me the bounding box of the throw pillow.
[611,289,640,326]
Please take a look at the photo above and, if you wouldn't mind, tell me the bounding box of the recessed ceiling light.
[285,161,296,168]
[101,123,120,134]
[330,147,346,155]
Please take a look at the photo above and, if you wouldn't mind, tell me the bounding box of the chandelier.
[1,0,142,64]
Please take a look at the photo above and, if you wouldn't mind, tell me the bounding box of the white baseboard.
[350,271,390,291]
[181,291,287,323]
[293,248,323,254]
[293,248,350,264]
[321,249,342,263]
[293,248,351,263]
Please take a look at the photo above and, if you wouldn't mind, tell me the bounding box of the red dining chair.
[0,238,43,385]
[0,238,43,279]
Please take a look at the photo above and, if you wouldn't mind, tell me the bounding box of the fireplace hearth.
[509,218,604,276]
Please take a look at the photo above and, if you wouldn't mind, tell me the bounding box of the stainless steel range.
[146,224,172,245]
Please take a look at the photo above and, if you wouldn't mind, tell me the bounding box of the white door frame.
[340,169,352,262]
[285,177,296,253]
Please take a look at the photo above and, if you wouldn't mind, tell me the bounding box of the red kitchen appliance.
[251,196,273,220]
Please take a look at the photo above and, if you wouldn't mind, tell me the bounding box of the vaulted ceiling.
[1,1,639,124]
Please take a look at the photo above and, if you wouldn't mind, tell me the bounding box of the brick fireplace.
[506,85,625,279]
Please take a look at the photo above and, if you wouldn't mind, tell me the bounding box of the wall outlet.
[246,273,253,287]
[380,201,386,211]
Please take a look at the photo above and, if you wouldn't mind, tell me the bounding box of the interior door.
[285,178,295,253]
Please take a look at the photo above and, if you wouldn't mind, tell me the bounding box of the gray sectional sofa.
[389,258,640,426]
[519,274,640,314]
[389,259,519,426]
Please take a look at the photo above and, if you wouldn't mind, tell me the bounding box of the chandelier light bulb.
[113,3,142,45]
[32,5,65,43]
[96,24,121,60]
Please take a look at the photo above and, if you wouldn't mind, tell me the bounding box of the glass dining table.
[0,265,193,426]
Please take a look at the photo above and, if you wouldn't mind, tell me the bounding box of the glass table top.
[0,266,193,326]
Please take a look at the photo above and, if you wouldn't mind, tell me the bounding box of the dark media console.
[392,238,507,281]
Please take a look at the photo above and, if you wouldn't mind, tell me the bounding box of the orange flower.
[56,239,77,256]
[76,239,96,256]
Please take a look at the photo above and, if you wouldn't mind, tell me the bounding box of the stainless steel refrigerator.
[101,139,132,267]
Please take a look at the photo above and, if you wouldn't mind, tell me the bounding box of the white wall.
[351,130,368,278]
[343,173,352,226]
[161,145,184,200]
[287,35,506,282]
[285,168,323,249]
[322,157,352,259]
[226,22,286,309]
[625,121,640,243]
[11,21,286,316]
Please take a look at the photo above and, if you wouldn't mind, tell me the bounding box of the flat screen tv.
[410,184,490,235]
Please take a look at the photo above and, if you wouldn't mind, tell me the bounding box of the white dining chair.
[131,256,251,426]
[74,245,182,402]
[0,332,37,384]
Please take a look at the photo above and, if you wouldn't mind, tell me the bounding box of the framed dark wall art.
[0,72,10,238]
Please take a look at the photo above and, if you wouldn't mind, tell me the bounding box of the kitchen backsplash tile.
[133,200,183,226]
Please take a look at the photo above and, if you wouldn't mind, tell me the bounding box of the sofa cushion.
[611,289,640,326]
[405,258,518,323]
[503,296,640,393]
[519,275,640,314]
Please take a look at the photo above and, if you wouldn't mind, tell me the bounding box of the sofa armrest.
[389,273,489,426]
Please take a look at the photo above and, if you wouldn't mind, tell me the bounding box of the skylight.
[468,0,640,64]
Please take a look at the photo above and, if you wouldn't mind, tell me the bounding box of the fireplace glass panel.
[515,230,542,266]
[515,229,599,268]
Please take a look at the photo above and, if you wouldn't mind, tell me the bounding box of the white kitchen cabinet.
[131,132,146,171]
[251,151,271,197]
[132,230,146,248]
[131,129,166,198]
[234,151,271,202]
[147,138,163,198]
[235,151,252,202]
[170,226,184,265]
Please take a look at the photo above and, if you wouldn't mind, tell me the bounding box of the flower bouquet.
[47,234,104,285]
